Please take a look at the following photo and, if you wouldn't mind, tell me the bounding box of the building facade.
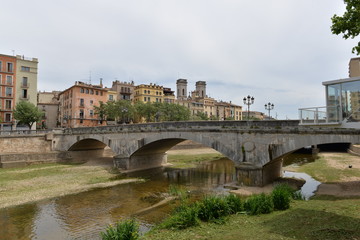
[134,83,164,103]
[111,80,134,101]
[349,57,360,77]
[58,81,108,128]
[176,79,242,120]
[0,54,16,129]
[37,91,60,129]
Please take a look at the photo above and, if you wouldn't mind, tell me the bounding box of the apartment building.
[111,80,134,101]
[0,54,16,129]
[133,83,164,103]
[58,81,108,128]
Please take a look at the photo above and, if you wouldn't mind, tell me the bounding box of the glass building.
[299,76,360,127]
[323,76,360,123]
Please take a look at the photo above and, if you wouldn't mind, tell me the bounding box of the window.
[148,97,150,101]
[22,77,28,87]
[7,63,13,72]
[147,90,150,94]
[21,66,30,72]
[109,95,113,101]
[80,88,84,93]
[5,100,11,109]
[79,109,84,119]
[90,89,94,95]
[86,89,89,94]
[90,100,93,105]
[6,76,12,85]
[0,75,2,84]
[100,91,103,96]
[22,89,28,99]
[6,87,12,97]
[5,113,11,122]
[89,110,94,117]
[0,61,2,71]
[80,98,84,106]
[96,91,98,95]
[144,90,147,94]
[144,97,146,101]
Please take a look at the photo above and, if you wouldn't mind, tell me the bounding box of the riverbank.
[0,162,142,209]
[283,152,360,197]
[145,151,360,240]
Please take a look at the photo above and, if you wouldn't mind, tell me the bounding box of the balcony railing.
[299,106,341,125]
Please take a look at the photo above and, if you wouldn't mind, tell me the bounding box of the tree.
[13,101,44,129]
[93,101,107,124]
[331,0,360,55]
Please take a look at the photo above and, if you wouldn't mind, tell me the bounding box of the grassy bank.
[0,163,141,209]
[144,152,360,240]
[292,152,360,182]
[145,197,360,240]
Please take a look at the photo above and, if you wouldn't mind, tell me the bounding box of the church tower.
[176,79,188,100]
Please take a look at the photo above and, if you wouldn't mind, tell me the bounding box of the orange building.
[0,54,16,130]
[58,81,108,128]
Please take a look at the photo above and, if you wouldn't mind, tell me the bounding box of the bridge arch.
[128,132,239,164]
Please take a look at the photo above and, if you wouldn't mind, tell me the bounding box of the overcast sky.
[1,0,358,119]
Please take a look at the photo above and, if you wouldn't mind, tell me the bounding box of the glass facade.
[325,79,360,122]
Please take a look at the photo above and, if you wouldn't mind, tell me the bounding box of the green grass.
[296,154,360,182]
[167,153,224,168]
[145,198,360,240]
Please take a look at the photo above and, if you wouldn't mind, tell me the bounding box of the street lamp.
[243,95,255,120]
[264,102,274,119]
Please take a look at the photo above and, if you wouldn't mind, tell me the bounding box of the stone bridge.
[50,120,360,186]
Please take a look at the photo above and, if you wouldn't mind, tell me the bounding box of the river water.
[0,153,319,240]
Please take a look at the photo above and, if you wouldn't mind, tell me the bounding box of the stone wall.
[0,135,52,153]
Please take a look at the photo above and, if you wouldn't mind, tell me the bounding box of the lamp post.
[243,95,255,120]
[264,102,274,119]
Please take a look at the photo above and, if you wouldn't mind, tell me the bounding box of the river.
[0,153,318,240]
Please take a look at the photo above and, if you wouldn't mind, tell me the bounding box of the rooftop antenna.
[89,71,92,84]
[11,50,15,56]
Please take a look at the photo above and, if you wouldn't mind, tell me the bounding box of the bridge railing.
[299,106,340,125]
[60,120,302,134]
[0,129,52,136]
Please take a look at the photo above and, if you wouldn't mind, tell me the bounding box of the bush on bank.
[100,219,139,240]
[101,183,302,237]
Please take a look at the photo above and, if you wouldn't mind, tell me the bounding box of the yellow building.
[15,55,38,107]
[134,83,164,103]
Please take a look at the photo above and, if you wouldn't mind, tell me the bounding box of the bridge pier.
[236,158,283,186]
[113,153,167,170]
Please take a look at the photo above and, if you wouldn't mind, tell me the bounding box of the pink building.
[58,81,108,128]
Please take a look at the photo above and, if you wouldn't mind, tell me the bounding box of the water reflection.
[0,158,236,240]
[0,154,320,240]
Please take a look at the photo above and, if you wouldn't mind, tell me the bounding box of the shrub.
[244,193,274,215]
[160,204,199,229]
[225,194,243,214]
[197,195,231,222]
[271,184,292,210]
[100,219,139,240]
[292,190,305,200]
